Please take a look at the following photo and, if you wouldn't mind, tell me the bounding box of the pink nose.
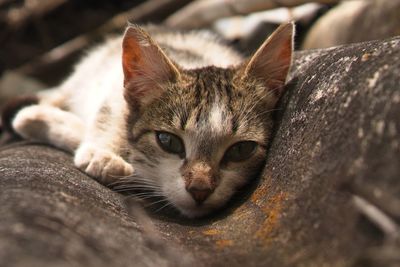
[187,186,213,204]
[183,161,217,204]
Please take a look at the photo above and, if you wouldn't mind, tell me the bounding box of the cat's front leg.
[74,143,134,185]
[73,103,134,185]
[12,104,84,152]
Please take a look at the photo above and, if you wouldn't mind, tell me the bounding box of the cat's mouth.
[168,194,223,218]
[176,205,214,218]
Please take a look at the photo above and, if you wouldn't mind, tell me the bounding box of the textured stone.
[302,0,400,49]
[0,71,44,110]
[0,143,194,267]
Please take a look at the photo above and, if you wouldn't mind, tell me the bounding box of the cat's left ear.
[241,22,294,100]
[122,25,180,107]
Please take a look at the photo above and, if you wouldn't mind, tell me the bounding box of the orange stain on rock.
[250,174,273,205]
[202,229,220,236]
[361,52,372,62]
[215,239,234,249]
[250,185,268,204]
[231,204,251,221]
[255,191,288,244]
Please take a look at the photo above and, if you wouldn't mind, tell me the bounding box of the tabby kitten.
[9,23,294,218]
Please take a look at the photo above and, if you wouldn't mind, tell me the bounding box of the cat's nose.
[186,177,214,204]
[183,162,217,204]
[187,186,213,204]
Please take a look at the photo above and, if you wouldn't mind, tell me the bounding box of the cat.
[5,23,294,218]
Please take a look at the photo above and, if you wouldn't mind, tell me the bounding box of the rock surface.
[0,71,44,110]
[302,0,400,49]
[1,36,400,267]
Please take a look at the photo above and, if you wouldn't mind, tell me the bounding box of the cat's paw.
[12,104,84,152]
[12,105,47,139]
[74,144,134,184]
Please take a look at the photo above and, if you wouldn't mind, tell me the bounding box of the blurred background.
[0,0,399,108]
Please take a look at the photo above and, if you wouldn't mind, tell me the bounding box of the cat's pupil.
[156,132,185,157]
[224,141,258,162]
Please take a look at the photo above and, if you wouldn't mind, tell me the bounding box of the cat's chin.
[175,200,227,218]
[167,189,231,218]
[177,206,214,218]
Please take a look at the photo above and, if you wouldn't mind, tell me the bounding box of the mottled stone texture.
[302,0,400,49]
[1,36,399,267]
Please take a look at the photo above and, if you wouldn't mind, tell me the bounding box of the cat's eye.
[224,141,258,162]
[156,132,185,157]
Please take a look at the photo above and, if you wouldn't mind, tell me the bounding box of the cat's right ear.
[240,22,294,103]
[122,25,180,107]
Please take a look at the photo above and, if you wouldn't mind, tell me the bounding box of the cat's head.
[121,23,294,218]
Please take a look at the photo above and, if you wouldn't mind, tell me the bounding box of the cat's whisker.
[250,108,283,121]
[112,176,159,186]
[144,198,170,209]
[107,172,136,180]
[123,191,163,198]
[114,188,162,195]
[126,194,165,201]
[238,93,267,122]
[112,178,157,185]
[105,174,147,187]
[121,195,163,205]
[113,187,159,193]
[121,181,161,189]
[126,176,157,183]
[114,182,159,188]
[155,202,174,213]
[132,191,164,197]
[240,91,282,123]
[113,183,162,191]
[157,97,182,122]
[107,178,135,187]
[113,179,162,189]
[108,180,144,188]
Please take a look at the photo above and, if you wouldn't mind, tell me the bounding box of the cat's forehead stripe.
[154,67,268,142]
[209,104,223,132]
[178,68,239,134]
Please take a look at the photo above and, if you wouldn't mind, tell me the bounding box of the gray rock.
[0,71,44,110]
[1,36,400,267]
[0,142,194,267]
[302,0,400,49]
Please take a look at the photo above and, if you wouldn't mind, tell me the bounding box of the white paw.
[12,105,47,138]
[12,105,84,152]
[74,144,134,184]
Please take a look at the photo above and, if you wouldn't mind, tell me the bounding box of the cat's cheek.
[209,178,237,205]
[154,157,196,210]
[220,170,252,192]
[206,188,234,209]
[162,179,200,215]
[201,171,253,210]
